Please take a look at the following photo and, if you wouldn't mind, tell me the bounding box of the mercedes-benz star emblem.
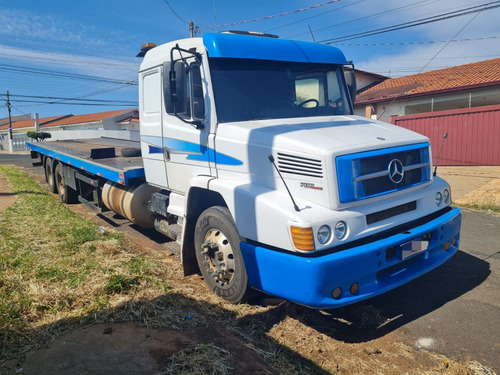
[388,159,405,184]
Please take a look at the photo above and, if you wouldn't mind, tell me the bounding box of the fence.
[0,133,30,152]
[392,104,500,166]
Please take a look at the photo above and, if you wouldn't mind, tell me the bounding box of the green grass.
[0,165,170,362]
[457,201,500,213]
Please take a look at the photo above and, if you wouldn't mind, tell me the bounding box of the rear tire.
[45,159,57,193]
[55,164,78,204]
[194,206,251,304]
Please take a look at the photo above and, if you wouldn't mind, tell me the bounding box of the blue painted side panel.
[241,208,461,309]
[203,33,347,64]
[26,142,145,185]
[141,135,242,166]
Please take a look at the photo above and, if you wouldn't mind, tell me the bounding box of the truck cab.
[138,32,461,308]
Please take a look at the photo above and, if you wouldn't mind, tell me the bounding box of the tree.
[27,131,52,142]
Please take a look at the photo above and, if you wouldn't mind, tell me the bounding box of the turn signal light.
[350,282,359,295]
[332,287,342,299]
[291,226,315,251]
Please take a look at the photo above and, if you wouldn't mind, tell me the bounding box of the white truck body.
[29,32,461,309]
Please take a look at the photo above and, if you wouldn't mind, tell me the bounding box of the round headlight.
[317,225,332,245]
[435,192,443,206]
[443,189,450,204]
[334,221,348,240]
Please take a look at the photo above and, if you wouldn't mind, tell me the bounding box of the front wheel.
[194,206,251,304]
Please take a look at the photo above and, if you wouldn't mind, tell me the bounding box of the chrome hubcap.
[201,229,235,286]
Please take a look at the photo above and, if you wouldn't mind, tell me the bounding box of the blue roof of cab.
[203,32,347,65]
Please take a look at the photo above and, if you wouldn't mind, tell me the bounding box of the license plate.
[400,239,429,260]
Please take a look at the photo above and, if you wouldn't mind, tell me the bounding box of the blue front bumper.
[241,207,462,309]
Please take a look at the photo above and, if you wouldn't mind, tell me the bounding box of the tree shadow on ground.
[3,291,332,375]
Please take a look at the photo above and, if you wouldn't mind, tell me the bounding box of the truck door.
[140,67,169,188]
[162,57,212,194]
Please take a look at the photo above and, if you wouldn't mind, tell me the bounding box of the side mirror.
[164,61,189,116]
[190,64,205,121]
[344,69,357,106]
[163,59,205,128]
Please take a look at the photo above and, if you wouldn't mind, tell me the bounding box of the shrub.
[27,131,51,142]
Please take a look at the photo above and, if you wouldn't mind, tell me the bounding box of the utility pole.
[6,91,13,154]
[189,20,194,38]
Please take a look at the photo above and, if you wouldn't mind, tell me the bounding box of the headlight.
[317,225,332,245]
[443,189,450,204]
[334,221,348,240]
[435,192,443,206]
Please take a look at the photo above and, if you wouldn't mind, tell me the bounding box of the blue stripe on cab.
[142,136,243,166]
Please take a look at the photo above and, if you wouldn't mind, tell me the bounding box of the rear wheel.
[55,164,78,204]
[194,206,251,304]
[45,159,57,193]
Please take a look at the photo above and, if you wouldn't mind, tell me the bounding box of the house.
[354,58,500,165]
[351,68,388,96]
[0,108,139,133]
[0,109,139,152]
[354,57,500,123]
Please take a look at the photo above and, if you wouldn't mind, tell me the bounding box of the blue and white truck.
[27,32,462,309]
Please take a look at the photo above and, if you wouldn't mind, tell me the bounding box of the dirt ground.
[0,173,16,215]
[0,161,498,375]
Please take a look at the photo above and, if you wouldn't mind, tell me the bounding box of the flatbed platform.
[27,138,145,185]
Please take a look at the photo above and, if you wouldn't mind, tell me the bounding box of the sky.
[0,0,499,120]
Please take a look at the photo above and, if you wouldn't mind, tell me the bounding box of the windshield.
[209,58,352,123]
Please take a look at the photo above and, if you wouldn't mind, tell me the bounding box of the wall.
[357,86,500,124]
[47,129,140,141]
[1,130,140,153]
[392,104,500,166]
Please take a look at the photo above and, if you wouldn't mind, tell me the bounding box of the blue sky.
[1,0,499,119]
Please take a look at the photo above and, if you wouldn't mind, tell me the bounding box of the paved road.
[1,153,499,371]
[394,209,499,370]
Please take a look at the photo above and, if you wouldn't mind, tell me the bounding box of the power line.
[285,0,435,39]
[418,1,491,74]
[319,1,500,43]
[1,93,136,105]
[374,3,492,119]
[7,100,135,107]
[336,35,500,46]
[0,63,137,86]
[265,0,367,33]
[162,0,189,24]
[199,1,341,30]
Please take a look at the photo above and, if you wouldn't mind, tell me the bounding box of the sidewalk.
[438,166,500,208]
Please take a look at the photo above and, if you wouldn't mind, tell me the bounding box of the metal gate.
[392,104,500,166]
[0,133,30,152]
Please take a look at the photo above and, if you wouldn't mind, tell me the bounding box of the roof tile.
[356,57,500,104]
[0,108,135,131]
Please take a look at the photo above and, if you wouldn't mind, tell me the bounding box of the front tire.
[194,206,251,304]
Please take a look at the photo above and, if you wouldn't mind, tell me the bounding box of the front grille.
[360,149,423,196]
[336,143,431,203]
[277,153,323,178]
[366,201,417,225]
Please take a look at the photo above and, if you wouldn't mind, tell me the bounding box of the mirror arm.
[168,44,205,130]
[344,61,357,113]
